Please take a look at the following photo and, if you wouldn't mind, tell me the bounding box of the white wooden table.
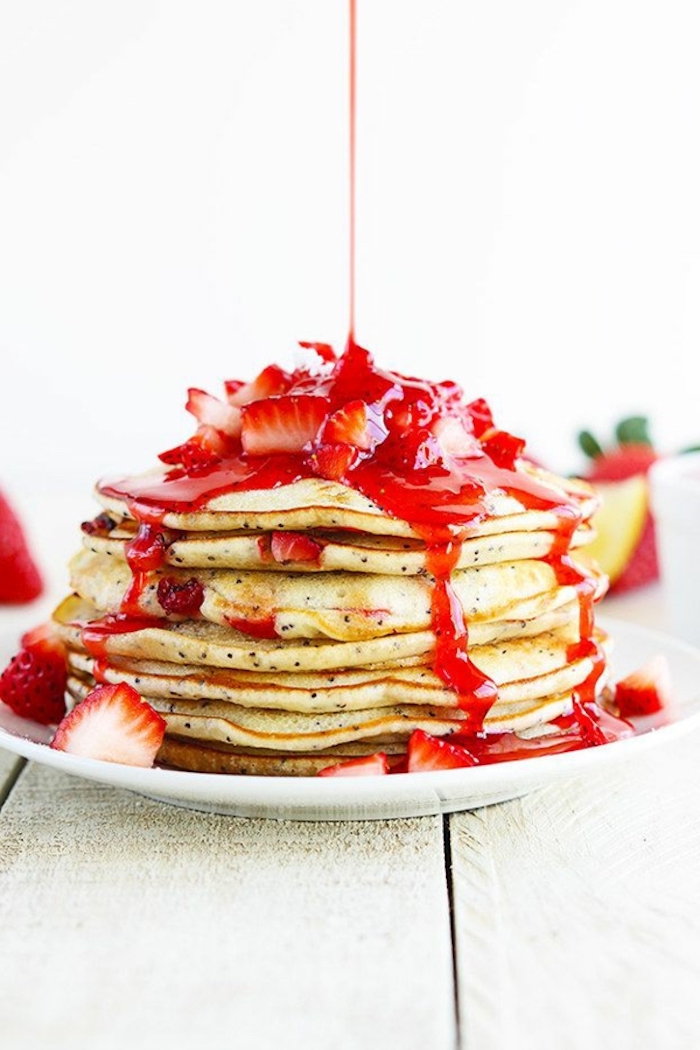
[1,486,700,1050]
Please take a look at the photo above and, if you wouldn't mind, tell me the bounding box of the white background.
[1,0,699,511]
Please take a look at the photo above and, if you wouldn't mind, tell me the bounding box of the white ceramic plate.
[1,616,699,821]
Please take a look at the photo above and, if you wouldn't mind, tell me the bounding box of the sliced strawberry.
[50,682,166,767]
[466,397,495,438]
[0,628,67,724]
[614,653,672,718]
[318,752,389,777]
[311,443,360,481]
[433,416,480,458]
[159,425,230,469]
[0,491,43,604]
[320,400,375,449]
[225,364,292,406]
[298,340,337,363]
[480,428,526,469]
[406,729,478,772]
[186,388,241,437]
[270,531,322,564]
[241,395,330,455]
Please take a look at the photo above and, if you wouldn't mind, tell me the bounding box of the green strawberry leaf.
[615,416,652,446]
[578,430,603,459]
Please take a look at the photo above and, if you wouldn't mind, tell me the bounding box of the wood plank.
[450,731,700,1050]
[0,751,23,805]
[0,763,456,1050]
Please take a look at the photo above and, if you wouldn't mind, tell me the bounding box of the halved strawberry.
[614,653,672,718]
[0,490,43,604]
[406,729,478,772]
[270,531,322,564]
[50,682,166,767]
[0,627,67,724]
[241,395,330,455]
[318,752,389,777]
[225,364,292,406]
[186,388,242,437]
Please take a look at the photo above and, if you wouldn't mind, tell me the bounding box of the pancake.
[81,521,593,575]
[68,546,602,641]
[95,469,598,538]
[53,593,581,672]
[65,623,598,713]
[48,341,617,775]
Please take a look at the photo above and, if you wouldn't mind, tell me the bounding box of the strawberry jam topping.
[96,338,599,732]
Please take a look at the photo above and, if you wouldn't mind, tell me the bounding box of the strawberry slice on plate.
[0,490,43,604]
[406,729,478,772]
[614,653,673,718]
[318,753,390,777]
[51,682,166,767]
[0,624,67,724]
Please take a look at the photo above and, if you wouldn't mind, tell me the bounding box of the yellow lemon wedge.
[583,475,649,584]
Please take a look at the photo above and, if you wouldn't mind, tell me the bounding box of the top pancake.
[95,468,598,538]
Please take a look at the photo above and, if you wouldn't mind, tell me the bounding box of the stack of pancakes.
[51,466,607,775]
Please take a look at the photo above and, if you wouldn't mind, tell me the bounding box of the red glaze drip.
[424,538,497,726]
[125,523,170,573]
[82,614,166,658]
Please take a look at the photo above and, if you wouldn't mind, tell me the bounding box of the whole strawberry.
[0,625,67,724]
[0,490,43,603]
[579,417,659,594]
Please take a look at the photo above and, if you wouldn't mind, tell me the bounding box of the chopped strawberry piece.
[318,752,389,777]
[225,364,292,406]
[614,653,672,718]
[298,341,337,363]
[156,576,204,617]
[50,682,166,767]
[311,443,360,481]
[270,531,322,564]
[0,628,67,724]
[80,512,118,537]
[321,399,376,449]
[406,729,478,772]
[466,398,495,438]
[433,416,480,458]
[241,395,330,455]
[0,490,43,604]
[480,428,526,469]
[186,388,242,437]
[159,425,231,469]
